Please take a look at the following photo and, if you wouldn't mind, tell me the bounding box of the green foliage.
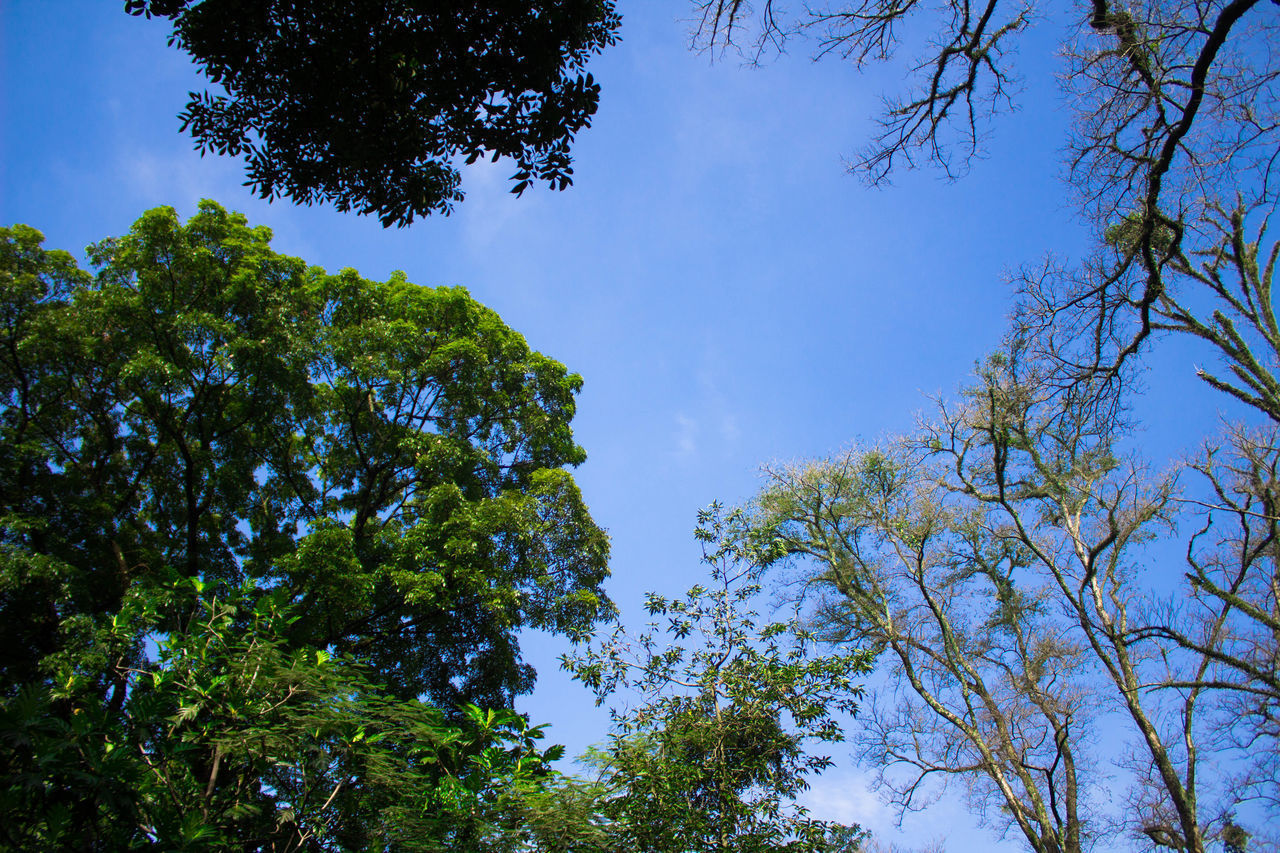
[124,0,621,226]
[1103,211,1178,258]
[0,202,611,847]
[1223,818,1250,853]
[565,504,873,853]
[1,581,568,850]
[493,773,626,853]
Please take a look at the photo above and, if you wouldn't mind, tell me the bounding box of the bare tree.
[1133,425,1280,826]
[692,2,1280,847]
[690,0,1280,408]
[690,0,1034,181]
[753,344,1278,851]
[755,414,1099,850]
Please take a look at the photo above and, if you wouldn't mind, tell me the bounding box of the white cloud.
[117,146,245,213]
[720,412,740,445]
[457,158,540,253]
[664,345,743,465]
[674,412,698,457]
[800,768,891,831]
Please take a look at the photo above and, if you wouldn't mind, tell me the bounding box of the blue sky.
[1,2,1243,849]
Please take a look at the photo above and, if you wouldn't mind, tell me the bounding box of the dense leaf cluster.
[1,584,567,850]
[125,1,621,226]
[0,202,611,848]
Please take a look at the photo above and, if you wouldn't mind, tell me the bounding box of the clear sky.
[0,2,1242,849]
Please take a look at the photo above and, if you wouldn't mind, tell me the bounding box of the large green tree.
[126,1,621,226]
[0,201,612,847]
[0,582,572,850]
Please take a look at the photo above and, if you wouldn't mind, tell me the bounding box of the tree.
[1141,424,1280,823]
[690,0,1279,408]
[749,344,1280,852]
[687,2,1280,849]
[0,201,612,846]
[565,504,873,853]
[682,8,1280,841]
[755,440,1093,853]
[1,581,569,850]
[125,1,622,227]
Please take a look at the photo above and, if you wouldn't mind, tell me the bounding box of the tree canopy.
[0,201,612,848]
[7,0,1280,849]
[691,0,1280,398]
[566,505,872,853]
[125,1,621,226]
[748,340,1279,851]
[685,3,1280,847]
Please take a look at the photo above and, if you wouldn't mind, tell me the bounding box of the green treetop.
[126,1,621,226]
[0,201,613,848]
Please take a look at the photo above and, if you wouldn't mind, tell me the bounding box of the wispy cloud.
[666,341,746,463]
[116,145,246,213]
[457,158,541,253]
[674,412,698,457]
[800,769,890,830]
[719,412,740,445]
